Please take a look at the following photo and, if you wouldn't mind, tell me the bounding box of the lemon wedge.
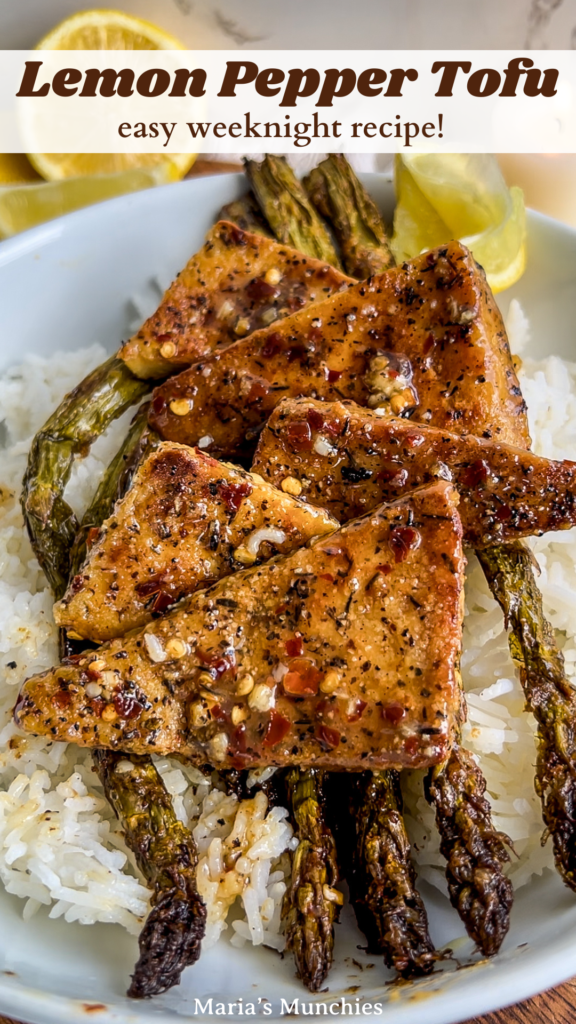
[27,9,196,182]
[0,166,172,239]
[392,154,527,293]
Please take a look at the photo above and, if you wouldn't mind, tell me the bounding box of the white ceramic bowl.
[1,174,576,1024]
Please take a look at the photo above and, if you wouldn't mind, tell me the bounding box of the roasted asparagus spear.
[245,155,342,268]
[304,154,394,278]
[425,743,513,955]
[478,542,576,892]
[282,769,341,992]
[23,380,205,997]
[218,193,273,236]
[349,771,438,977]
[95,750,206,998]
[21,355,148,598]
[69,401,157,582]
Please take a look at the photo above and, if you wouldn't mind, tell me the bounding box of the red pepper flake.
[230,722,247,754]
[263,709,291,748]
[389,526,421,563]
[157,333,172,343]
[377,563,392,575]
[376,465,408,486]
[52,689,72,710]
[347,699,367,723]
[70,574,84,595]
[136,575,168,598]
[286,421,312,451]
[86,527,100,549]
[210,703,227,722]
[261,331,284,358]
[285,634,304,658]
[62,653,84,666]
[151,393,167,416]
[217,479,253,513]
[113,690,145,721]
[316,724,340,749]
[308,326,323,343]
[404,432,424,448]
[246,277,278,301]
[152,591,174,615]
[275,602,289,616]
[319,573,335,584]
[404,735,420,756]
[307,408,325,432]
[198,648,237,679]
[327,368,342,383]
[246,379,270,405]
[382,703,406,726]
[283,658,323,697]
[89,697,105,718]
[306,407,339,437]
[495,503,512,522]
[462,459,490,489]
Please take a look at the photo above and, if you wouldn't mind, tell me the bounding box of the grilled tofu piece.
[119,221,352,380]
[16,481,465,772]
[252,398,576,548]
[54,443,337,643]
[148,241,529,458]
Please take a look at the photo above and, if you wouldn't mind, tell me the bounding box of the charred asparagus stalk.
[478,542,576,892]
[21,355,148,598]
[245,155,342,268]
[349,770,438,976]
[304,154,394,278]
[218,193,273,236]
[304,153,515,957]
[95,751,206,998]
[24,383,205,997]
[69,401,158,581]
[256,160,436,979]
[425,743,513,956]
[282,769,341,992]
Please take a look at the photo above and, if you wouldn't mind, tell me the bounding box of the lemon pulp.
[27,9,196,182]
[392,154,527,293]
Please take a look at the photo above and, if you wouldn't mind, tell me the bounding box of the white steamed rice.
[0,298,574,946]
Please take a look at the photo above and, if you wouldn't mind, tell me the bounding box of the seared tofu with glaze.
[55,443,337,643]
[119,221,352,380]
[148,241,529,459]
[16,482,465,772]
[252,398,576,548]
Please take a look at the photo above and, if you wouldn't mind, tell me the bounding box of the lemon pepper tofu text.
[148,241,529,458]
[119,221,352,380]
[54,443,337,643]
[252,398,576,547]
[16,482,465,772]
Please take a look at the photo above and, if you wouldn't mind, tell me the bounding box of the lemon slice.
[392,154,527,293]
[27,9,196,182]
[0,166,171,239]
[0,154,42,185]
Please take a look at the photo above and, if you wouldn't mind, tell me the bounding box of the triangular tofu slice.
[55,443,337,643]
[252,398,576,548]
[148,241,529,458]
[16,481,465,773]
[119,220,352,379]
